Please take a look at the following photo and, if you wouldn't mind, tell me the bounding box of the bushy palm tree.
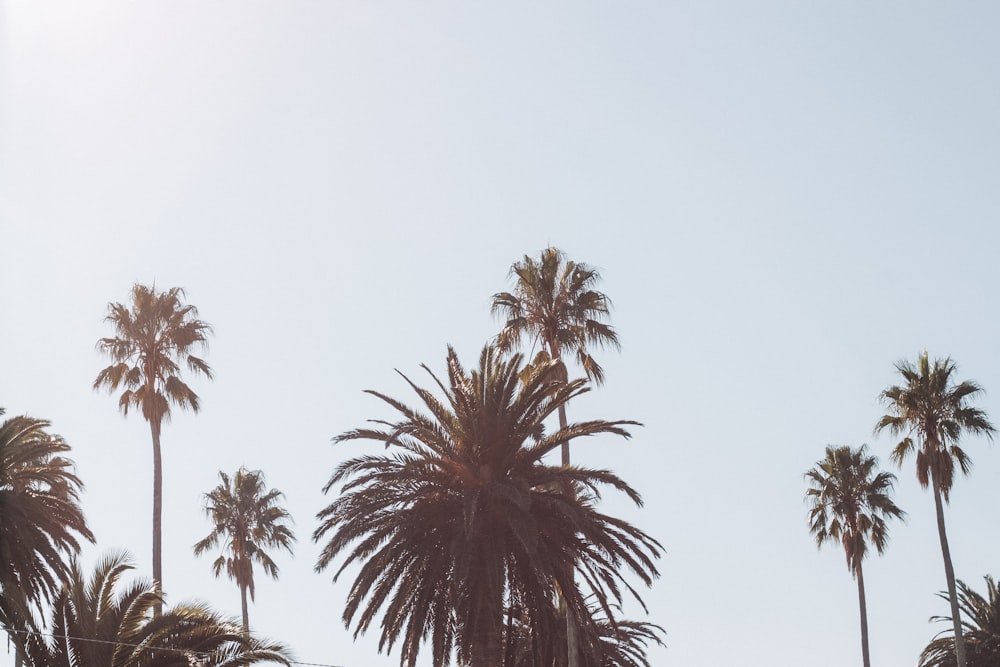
[313,345,661,667]
[19,551,290,667]
[805,445,904,667]
[0,411,94,657]
[195,467,296,637]
[920,576,1000,667]
[94,283,213,609]
[875,353,996,667]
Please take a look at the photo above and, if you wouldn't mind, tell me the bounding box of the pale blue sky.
[3,3,1000,666]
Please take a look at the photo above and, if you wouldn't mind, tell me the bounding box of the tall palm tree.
[805,445,904,667]
[313,344,662,667]
[492,248,620,667]
[492,246,620,467]
[194,467,296,638]
[94,283,213,610]
[0,411,94,660]
[875,353,996,667]
[920,575,1000,667]
[18,551,290,667]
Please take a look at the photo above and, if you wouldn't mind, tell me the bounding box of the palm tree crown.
[0,412,94,621]
[19,551,290,667]
[94,284,213,425]
[492,247,619,386]
[875,352,995,500]
[195,467,296,636]
[313,344,661,667]
[94,283,213,608]
[805,445,904,575]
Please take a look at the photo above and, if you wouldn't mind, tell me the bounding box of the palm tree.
[805,445,904,667]
[18,550,290,667]
[0,411,94,661]
[313,344,662,667]
[492,247,620,467]
[875,353,996,667]
[920,576,1000,667]
[492,248,620,667]
[194,467,296,637]
[94,283,213,610]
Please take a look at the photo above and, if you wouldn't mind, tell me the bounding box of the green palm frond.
[19,552,290,667]
[0,414,94,619]
[920,576,1000,667]
[492,247,620,386]
[875,352,995,499]
[94,283,213,425]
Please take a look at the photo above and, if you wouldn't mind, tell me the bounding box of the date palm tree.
[876,353,996,667]
[805,445,904,667]
[0,412,95,607]
[0,411,94,662]
[314,344,661,667]
[195,467,296,637]
[94,283,213,611]
[18,550,290,667]
[920,575,1000,667]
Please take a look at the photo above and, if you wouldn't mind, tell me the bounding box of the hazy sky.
[3,3,1000,666]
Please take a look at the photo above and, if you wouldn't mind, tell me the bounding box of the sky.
[2,2,1000,666]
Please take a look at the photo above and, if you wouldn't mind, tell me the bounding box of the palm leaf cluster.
[19,551,290,667]
[492,246,619,387]
[314,345,661,667]
[805,445,903,576]
[876,353,995,500]
[0,411,94,630]
[94,284,213,423]
[920,576,1000,667]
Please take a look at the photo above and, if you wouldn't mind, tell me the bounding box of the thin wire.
[5,628,347,667]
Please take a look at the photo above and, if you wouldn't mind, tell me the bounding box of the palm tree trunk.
[556,399,580,667]
[856,562,871,667]
[150,418,163,616]
[240,582,250,638]
[558,403,570,467]
[932,475,967,667]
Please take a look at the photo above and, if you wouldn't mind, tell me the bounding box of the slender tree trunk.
[240,582,250,639]
[932,475,966,667]
[558,403,570,467]
[150,418,163,616]
[856,562,871,667]
[555,379,579,667]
